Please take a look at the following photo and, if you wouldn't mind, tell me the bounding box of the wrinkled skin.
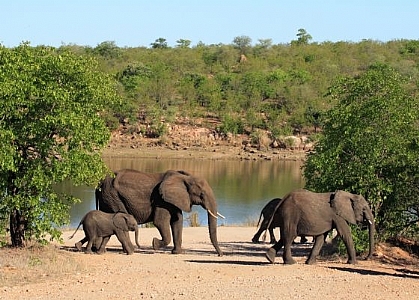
[96,169,223,256]
[252,198,308,244]
[265,189,375,265]
[69,210,140,255]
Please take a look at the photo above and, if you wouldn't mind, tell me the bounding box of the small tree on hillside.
[0,43,119,247]
[303,64,419,241]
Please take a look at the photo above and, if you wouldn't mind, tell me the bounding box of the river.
[67,158,305,227]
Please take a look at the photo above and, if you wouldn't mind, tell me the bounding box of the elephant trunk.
[206,202,223,256]
[365,210,375,259]
[134,226,140,249]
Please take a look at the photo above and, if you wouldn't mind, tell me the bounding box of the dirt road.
[1,227,418,300]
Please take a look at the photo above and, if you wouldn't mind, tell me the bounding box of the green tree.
[176,39,191,48]
[150,38,169,49]
[232,35,252,55]
[256,39,272,49]
[0,44,119,247]
[291,28,312,45]
[303,64,419,241]
[92,41,121,58]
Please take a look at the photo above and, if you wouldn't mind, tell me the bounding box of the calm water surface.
[67,158,305,227]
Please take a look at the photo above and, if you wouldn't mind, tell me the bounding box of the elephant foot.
[152,238,168,250]
[347,258,358,264]
[283,257,297,265]
[251,238,260,244]
[171,247,184,255]
[305,258,316,265]
[85,250,94,255]
[75,242,83,251]
[265,248,277,264]
[125,246,134,255]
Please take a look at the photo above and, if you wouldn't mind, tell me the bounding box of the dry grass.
[186,212,201,227]
[0,241,87,287]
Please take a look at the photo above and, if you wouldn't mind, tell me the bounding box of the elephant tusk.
[368,219,373,225]
[217,212,225,219]
[207,209,218,219]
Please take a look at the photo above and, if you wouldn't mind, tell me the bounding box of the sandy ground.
[1,227,418,300]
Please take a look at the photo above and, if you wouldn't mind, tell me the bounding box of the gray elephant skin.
[265,189,375,265]
[69,210,140,255]
[252,198,307,244]
[96,169,223,256]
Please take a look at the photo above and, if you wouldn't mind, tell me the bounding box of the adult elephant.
[265,189,375,265]
[96,169,223,256]
[252,198,307,244]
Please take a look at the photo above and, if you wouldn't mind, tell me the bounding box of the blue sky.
[1,1,418,48]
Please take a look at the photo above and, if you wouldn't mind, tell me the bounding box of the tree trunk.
[10,209,26,247]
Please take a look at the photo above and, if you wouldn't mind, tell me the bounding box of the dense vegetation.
[1,30,418,249]
[61,33,419,141]
[304,64,419,251]
[0,44,119,246]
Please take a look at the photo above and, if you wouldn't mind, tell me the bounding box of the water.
[67,158,305,227]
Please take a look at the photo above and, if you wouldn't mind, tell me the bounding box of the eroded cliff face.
[106,118,312,161]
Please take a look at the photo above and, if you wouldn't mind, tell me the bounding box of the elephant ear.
[330,190,357,225]
[159,171,192,212]
[113,213,129,231]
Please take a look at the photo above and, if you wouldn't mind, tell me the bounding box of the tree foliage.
[83,35,419,140]
[303,64,419,241]
[0,43,119,246]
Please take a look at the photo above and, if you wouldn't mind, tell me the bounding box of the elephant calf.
[252,198,308,244]
[69,210,140,255]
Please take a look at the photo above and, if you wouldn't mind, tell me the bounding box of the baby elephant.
[69,210,140,255]
[252,198,308,244]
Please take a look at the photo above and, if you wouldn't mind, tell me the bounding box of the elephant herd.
[70,169,375,265]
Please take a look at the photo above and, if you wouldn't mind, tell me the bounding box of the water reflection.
[67,158,305,227]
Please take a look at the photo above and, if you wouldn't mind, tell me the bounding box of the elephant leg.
[152,207,172,251]
[282,239,297,264]
[115,231,134,255]
[92,237,103,252]
[75,236,88,251]
[306,234,326,264]
[334,218,357,264]
[96,236,110,254]
[121,231,132,254]
[268,227,277,244]
[282,228,297,264]
[251,227,265,243]
[85,237,94,254]
[170,210,184,254]
[265,239,284,263]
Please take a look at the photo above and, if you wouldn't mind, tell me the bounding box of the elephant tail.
[256,212,263,228]
[68,222,82,240]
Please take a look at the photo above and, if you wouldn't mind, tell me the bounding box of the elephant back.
[111,170,162,223]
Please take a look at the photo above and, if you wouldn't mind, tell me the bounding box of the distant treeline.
[57,34,419,139]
